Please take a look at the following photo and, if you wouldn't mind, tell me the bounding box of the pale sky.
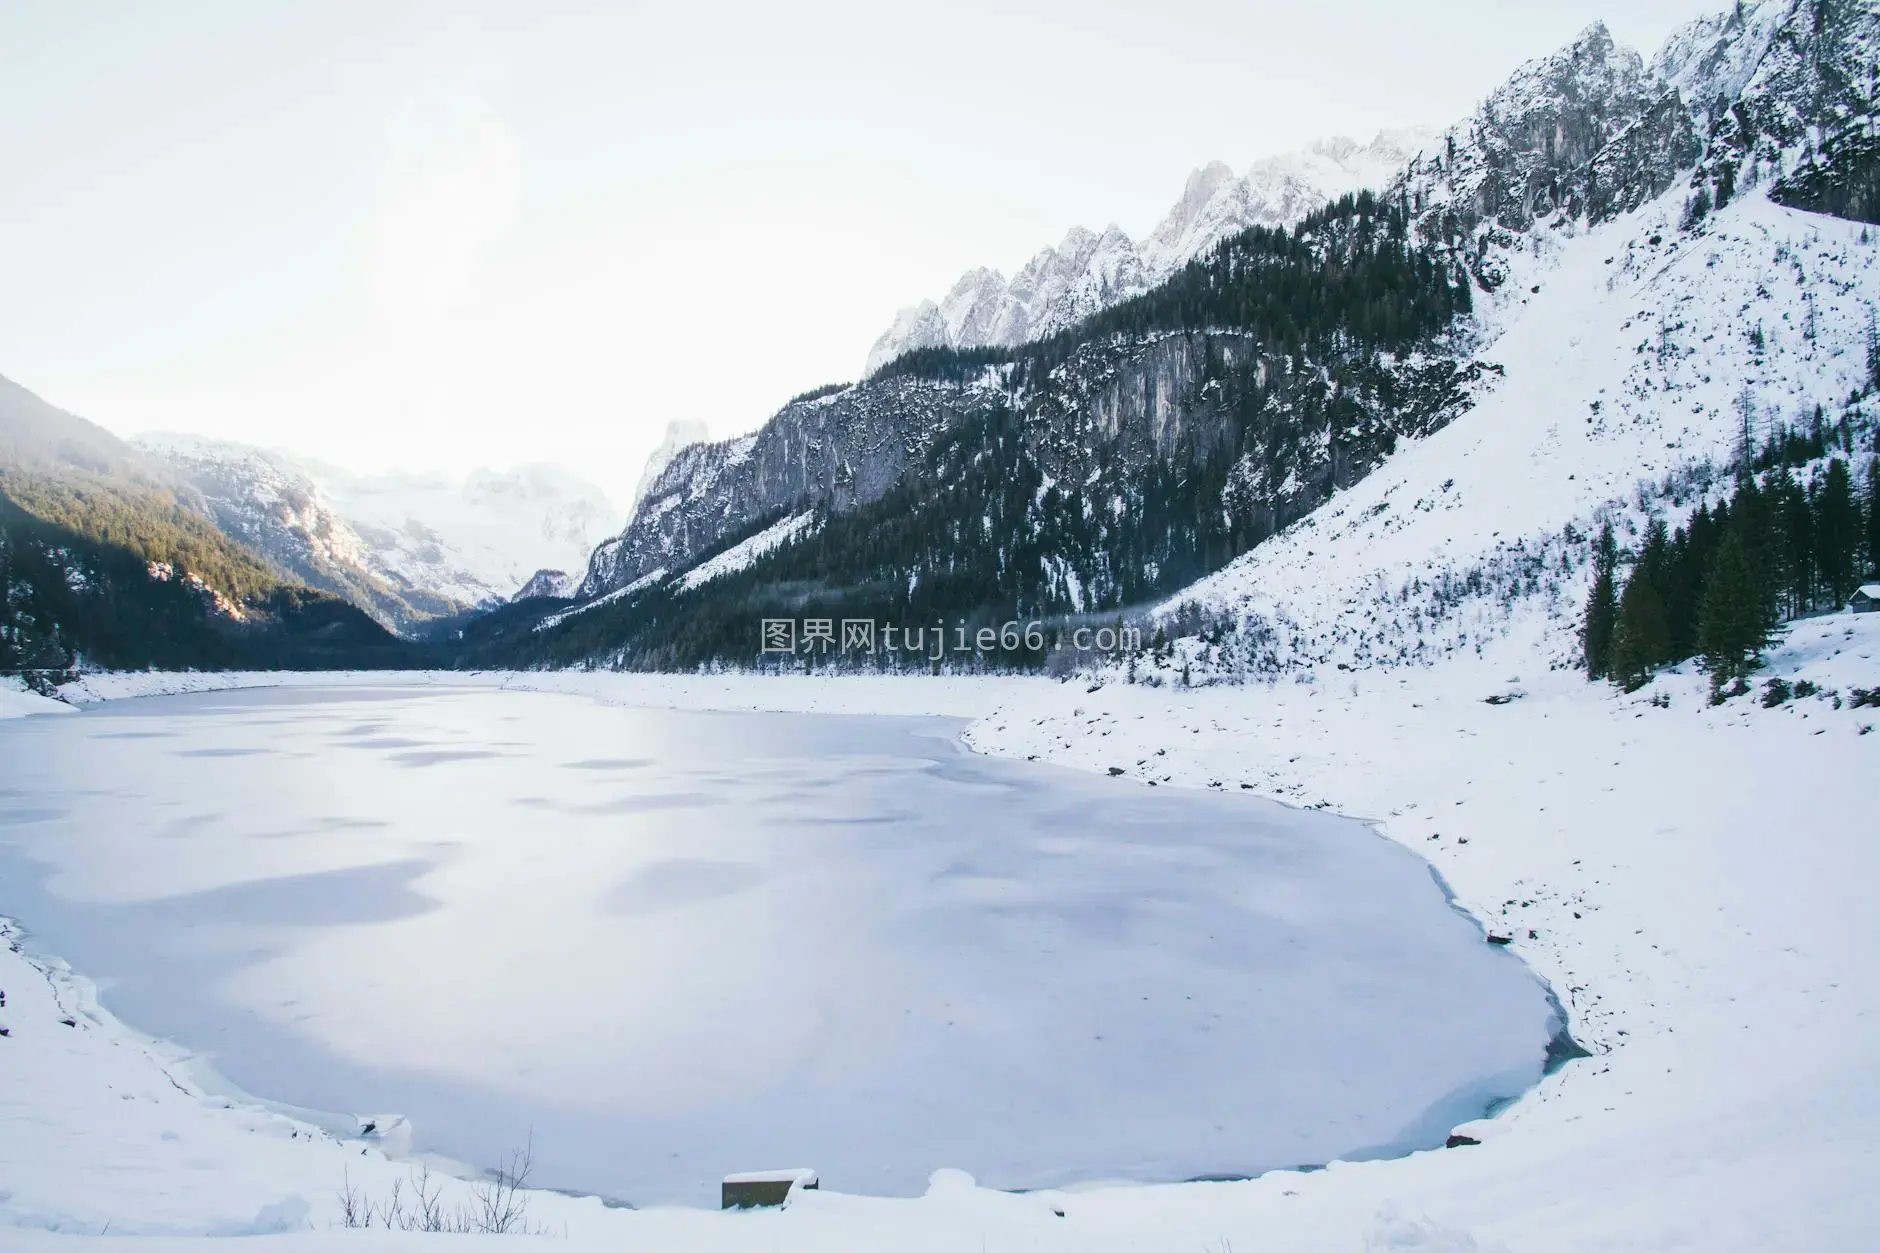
[0,0,1721,503]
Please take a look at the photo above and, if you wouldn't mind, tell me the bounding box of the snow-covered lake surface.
[0,684,1561,1207]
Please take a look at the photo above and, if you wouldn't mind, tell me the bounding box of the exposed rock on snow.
[630,419,711,516]
[578,378,998,598]
[1401,22,1694,237]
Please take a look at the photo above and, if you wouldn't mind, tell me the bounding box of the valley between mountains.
[2,1,1879,1249]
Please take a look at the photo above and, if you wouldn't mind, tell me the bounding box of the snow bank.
[0,677,71,719]
[48,668,1016,719]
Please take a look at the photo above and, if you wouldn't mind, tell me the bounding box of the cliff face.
[1393,21,1701,284]
[581,377,1005,597]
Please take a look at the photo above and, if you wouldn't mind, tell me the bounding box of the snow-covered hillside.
[128,433,460,632]
[863,129,1433,374]
[135,435,623,614]
[1145,187,1876,682]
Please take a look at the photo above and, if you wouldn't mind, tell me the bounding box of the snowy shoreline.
[3,625,1877,1249]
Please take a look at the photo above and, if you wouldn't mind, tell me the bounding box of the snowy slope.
[863,129,1434,374]
[676,511,815,590]
[132,434,377,576]
[1147,188,1877,680]
[129,433,465,631]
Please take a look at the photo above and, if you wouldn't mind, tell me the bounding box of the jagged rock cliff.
[580,377,1004,597]
[1393,22,1699,284]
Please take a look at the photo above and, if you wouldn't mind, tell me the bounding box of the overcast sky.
[0,0,1721,502]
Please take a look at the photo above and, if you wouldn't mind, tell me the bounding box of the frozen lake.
[0,685,1561,1206]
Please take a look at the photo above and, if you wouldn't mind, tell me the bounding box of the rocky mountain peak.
[862,129,1434,376]
[512,568,577,602]
[1162,161,1239,236]
[630,419,711,515]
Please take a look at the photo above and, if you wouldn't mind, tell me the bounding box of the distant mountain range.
[0,371,622,671]
[862,130,1436,375]
[0,373,415,670]
[133,434,622,622]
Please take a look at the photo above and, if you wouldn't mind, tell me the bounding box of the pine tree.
[1865,453,1880,580]
[1699,526,1778,696]
[1735,385,1757,473]
[1769,466,1811,614]
[1813,458,1860,606]
[1582,522,1619,678]
[1610,574,1670,691]
[1666,503,1717,658]
[1608,519,1672,691]
[1867,305,1879,390]
[1683,184,1712,230]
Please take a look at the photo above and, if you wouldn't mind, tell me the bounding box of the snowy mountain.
[862,129,1435,375]
[487,0,1877,679]
[630,420,711,515]
[130,433,460,632]
[1394,20,1699,273]
[0,380,413,669]
[135,435,623,627]
[1143,3,1880,681]
[576,378,992,600]
[1154,192,1876,680]
[314,460,623,609]
[511,568,578,601]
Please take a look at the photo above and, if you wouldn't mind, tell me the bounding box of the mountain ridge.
[133,433,623,621]
[863,128,1438,375]
[0,373,420,671]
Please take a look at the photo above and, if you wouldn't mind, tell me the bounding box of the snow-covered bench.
[721,1167,818,1209]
